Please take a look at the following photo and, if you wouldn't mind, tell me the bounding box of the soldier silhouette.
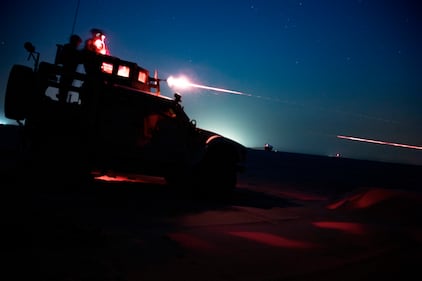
[57,34,82,103]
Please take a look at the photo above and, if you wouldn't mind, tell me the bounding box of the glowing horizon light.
[0,117,10,125]
[337,135,422,150]
[167,75,250,96]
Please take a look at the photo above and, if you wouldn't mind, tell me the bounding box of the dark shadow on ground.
[2,177,300,281]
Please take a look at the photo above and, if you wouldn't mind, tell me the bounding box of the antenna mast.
[71,0,81,35]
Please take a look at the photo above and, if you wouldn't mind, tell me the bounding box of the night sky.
[1,0,421,165]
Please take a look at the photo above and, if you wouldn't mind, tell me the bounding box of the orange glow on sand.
[95,174,140,182]
[326,188,415,210]
[312,221,367,235]
[337,135,422,150]
[94,173,166,184]
[228,231,319,249]
[344,188,397,209]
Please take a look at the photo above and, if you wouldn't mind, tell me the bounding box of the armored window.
[138,71,147,83]
[118,65,130,78]
[102,62,113,74]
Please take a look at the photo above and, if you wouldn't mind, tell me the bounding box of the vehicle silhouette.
[4,39,246,197]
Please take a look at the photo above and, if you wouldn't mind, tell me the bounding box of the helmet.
[69,34,82,46]
[90,28,105,37]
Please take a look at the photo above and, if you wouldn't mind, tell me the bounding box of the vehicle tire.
[4,65,34,121]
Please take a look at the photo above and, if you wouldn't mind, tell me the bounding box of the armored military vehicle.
[3,33,246,196]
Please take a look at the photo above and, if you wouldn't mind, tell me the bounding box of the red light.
[102,62,113,74]
[138,71,147,83]
[117,65,130,77]
[93,36,108,55]
[94,39,103,51]
[87,33,109,55]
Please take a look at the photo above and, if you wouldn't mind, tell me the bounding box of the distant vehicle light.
[264,143,273,151]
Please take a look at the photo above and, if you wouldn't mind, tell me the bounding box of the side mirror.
[23,41,40,71]
[174,92,182,104]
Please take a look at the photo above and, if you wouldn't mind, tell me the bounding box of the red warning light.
[93,35,108,55]
[86,29,109,55]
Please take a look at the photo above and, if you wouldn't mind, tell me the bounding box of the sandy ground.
[1,125,422,281]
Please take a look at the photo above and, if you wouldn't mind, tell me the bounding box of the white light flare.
[167,76,190,89]
[337,135,422,150]
[167,75,251,96]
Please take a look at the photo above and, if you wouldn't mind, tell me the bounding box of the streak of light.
[166,76,400,125]
[167,75,251,96]
[187,82,250,96]
[337,135,422,150]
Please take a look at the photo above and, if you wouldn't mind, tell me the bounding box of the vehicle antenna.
[71,0,81,35]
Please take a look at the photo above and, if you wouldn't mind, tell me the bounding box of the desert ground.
[1,124,422,281]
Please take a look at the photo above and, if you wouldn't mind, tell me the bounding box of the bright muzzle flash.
[167,75,250,96]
